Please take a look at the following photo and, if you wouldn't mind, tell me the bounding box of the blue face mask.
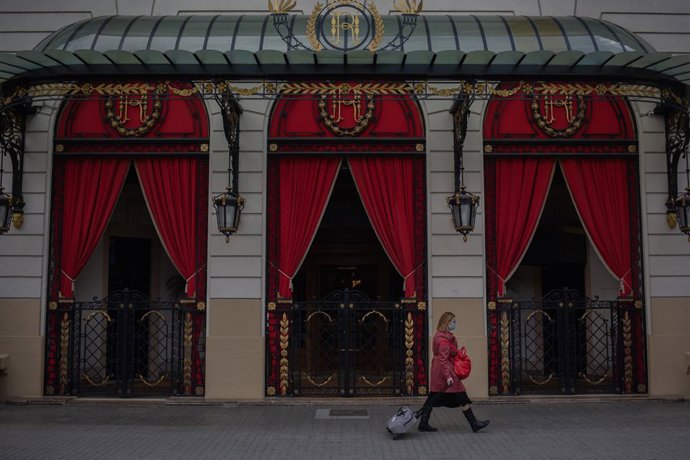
[448,319,456,331]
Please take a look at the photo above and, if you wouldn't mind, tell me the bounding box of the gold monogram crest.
[104,83,165,137]
[318,83,375,136]
[531,93,586,138]
[307,1,384,52]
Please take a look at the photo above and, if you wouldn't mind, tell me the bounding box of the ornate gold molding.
[59,312,69,394]
[623,311,633,392]
[405,312,414,395]
[279,313,289,395]
[183,312,193,395]
[500,311,510,394]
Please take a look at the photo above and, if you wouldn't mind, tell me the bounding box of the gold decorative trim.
[627,144,637,153]
[267,386,276,396]
[267,301,277,311]
[306,310,334,323]
[528,373,555,385]
[666,212,678,229]
[623,311,633,392]
[366,2,384,52]
[531,94,586,138]
[103,83,164,137]
[195,386,205,396]
[12,212,23,229]
[418,385,427,395]
[48,301,58,310]
[489,385,498,396]
[55,144,64,153]
[634,300,643,310]
[45,385,55,396]
[394,0,423,14]
[484,144,493,153]
[361,375,389,387]
[279,313,289,395]
[85,310,112,323]
[404,312,414,395]
[487,301,496,310]
[268,0,297,13]
[269,143,278,152]
[82,373,112,387]
[579,371,609,386]
[59,312,69,394]
[183,312,193,395]
[318,91,375,136]
[416,301,426,311]
[281,82,410,96]
[306,2,324,51]
[306,373,336,387]
[136,374,166,387]
[196,301,206,311]
[200,144,209,152]
[359,310,388,323]
[526,309,553,323]
[415,143,425,152]
[139,310,165,322]
[500,311,510,394]
[638,384,647,393]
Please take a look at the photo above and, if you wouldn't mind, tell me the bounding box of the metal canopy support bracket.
[659,94,690,228]
[0,98,34,229]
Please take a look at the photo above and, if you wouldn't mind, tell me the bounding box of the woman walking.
[418,311,490,433]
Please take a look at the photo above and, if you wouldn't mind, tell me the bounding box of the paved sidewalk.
[1,399,689,459]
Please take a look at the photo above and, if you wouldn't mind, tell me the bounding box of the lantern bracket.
[215,90,243,194]
[0,97,36,228]
[450,92,475,193]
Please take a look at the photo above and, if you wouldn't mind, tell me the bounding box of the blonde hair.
[436,312,456,332]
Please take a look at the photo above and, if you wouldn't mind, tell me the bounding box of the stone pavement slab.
[1,400,689,459]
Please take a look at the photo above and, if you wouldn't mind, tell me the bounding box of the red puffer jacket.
[429,330,467,393]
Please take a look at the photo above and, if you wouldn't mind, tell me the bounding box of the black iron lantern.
[213,188,245,242]
[447,187,479,242]
[448,96,479,242]
[214,95,244,243]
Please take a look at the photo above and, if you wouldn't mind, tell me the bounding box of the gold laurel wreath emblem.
[367,2,384,52]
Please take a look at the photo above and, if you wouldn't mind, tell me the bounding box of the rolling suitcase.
[385,389,447,440]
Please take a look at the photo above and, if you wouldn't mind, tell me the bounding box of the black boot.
[462,407,489,433]
[418,406,438,432]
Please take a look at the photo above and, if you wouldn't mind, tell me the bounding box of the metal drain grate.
[315,409,369,419]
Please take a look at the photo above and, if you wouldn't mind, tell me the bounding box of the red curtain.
[493,158,555,297]
[135,157,200,298]
[349,157,418,298]
[59,158,130,298]
[561,158,633,296]
[277,157,341,299]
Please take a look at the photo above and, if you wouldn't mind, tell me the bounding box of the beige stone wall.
[0,299,43,401]
[205,299,264,399]
[647,298,690,398]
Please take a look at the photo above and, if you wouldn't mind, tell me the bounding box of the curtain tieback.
[487,265,507,296]
[277,268,294,290]
[184,264,207,295]
[60,269,76,294]
[402,262,425,293]
[619,269,632,294]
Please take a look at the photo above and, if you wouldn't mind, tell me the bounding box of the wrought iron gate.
[51,290,205,397]
[489,289,647,395]
[290,290,408,396]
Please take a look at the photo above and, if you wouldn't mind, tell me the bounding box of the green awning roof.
[34,15,653,55]
[0,15,688,96]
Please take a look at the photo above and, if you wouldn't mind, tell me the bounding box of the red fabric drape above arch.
[561,158,633,296]
[277,156,341,299]
[492,157,556,297]
[59,158,130,298]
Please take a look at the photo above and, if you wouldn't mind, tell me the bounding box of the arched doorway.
[264,83,428,396]
[483,83,647,395]
[44,82,209,397]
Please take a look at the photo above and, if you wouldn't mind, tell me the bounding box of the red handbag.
[440,339,472,380]
[453,346,472,380]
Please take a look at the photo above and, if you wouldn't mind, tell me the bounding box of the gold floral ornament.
[394,0,423,14]
[268,0,296,13]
